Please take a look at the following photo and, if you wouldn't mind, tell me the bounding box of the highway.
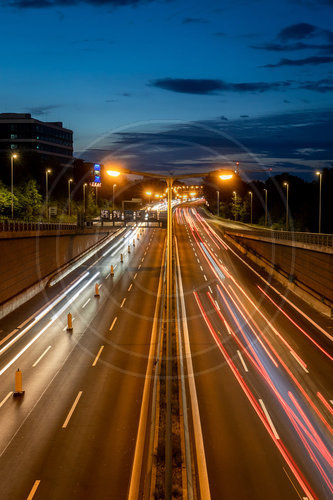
[0,204,332,500]
[175,205,332,500]
[0,225,165,499]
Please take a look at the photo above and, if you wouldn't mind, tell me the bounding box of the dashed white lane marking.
[27,480,40,500]
[200,266,203,271]
[197,258,200,263]
[214,300,220,311]
[92,345,104,366]
[105,273,110,279]
[237,350,249,372]
[203,275,208,281]
[138,264,142,269]
[0,392,13,408]
[120,298,126,308]
[259,399,280,439]
[82,298,91,308]
[208,286,213,294]
[62,391,83,428]
[290,351,309,373]
[32,346,52,367]
[109,317,117,331]
[134,273,138,279]
[128,283,133,292]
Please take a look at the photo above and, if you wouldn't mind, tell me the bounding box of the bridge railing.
[0,220,77,232]
[224,227,333,248]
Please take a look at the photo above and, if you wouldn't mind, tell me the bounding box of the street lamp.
[316,171,322,233]
[216,190,220,217]
[68,179,73,217]
[283,182,289,231]
[232,191,237,221]
[83,183,87,218]
[249,191,253,224]
[46,169,52,220]
[112,183,117,211]
[264,188,268,226]
[10,153,17,219]
[145,191,152,204]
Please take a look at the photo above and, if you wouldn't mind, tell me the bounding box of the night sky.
[1,0,333,179]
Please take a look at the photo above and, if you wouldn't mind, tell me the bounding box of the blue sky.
[1,0,333,179]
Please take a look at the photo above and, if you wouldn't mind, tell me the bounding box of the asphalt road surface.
[0,226,165,500]
[175,205,332,500]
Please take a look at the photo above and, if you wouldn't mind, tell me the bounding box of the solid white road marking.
[109,317,117,331]
[259,399,280,439]
[62,391,83,428]
[92,346,104,366]
[82,298,91,308]
[32,346,52,367]
[237,350,249,372]
[27,480,40,500]
[0,392,13,408]
[120,298,126,308]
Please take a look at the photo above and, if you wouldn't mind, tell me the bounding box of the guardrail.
[0,220,77,232]
[224,227,333,248]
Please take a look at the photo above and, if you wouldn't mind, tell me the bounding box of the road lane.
[176,206,333,499]
[0,226,164,499]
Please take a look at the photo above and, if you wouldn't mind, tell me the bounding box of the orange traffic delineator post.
[94,283,100,297]
[67,312,73,332]
[137,233,140,240]
[13,368,25,397]
[110,265,114,276]
[128,245,131,254]
[120,253,123,263]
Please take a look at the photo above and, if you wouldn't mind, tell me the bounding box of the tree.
[0,181,14,217]
[15,180,43,220]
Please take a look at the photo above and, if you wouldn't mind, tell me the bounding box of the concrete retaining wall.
[0,229,112,306]
[224,231,333,317]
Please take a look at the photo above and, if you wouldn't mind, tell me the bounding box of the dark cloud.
[277,23,318,41]
[263,56,333,67]
[149,78,290,95]
[299,78,333,92]
[27,104,61,116]
[252,42,333,53]
[182,17,209,25]
[240,115,249,118]
[252,23,333,54]
[79,110,333,179]
[6,0,153,7]
[220,115,228,121]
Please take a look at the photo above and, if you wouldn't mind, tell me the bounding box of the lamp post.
[264,188,268,226]
[83,183,87,218]
[233,191,237,220]
[68,179,73,217]
[216,190,220,217]
[107,167,232,498]
[10,153,17,219]
[249,191,253,224]
[316,171,322,233]
[283,182,289,231]
[112,183,116,211]
[46,169,52,220]
[145,191,152,204]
